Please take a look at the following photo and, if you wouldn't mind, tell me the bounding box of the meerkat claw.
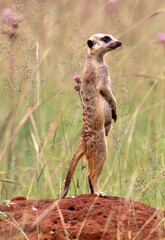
[95,192,107,198]
[112,108,117,122]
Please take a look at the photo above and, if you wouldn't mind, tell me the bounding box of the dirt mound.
[0,194,164,240]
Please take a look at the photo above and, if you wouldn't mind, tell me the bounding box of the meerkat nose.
[117,41,122,46]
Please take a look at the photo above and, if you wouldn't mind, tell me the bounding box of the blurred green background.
[0,0,165,209]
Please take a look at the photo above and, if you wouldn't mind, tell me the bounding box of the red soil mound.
[0,194,164,240]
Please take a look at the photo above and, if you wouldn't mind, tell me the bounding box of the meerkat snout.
[115,40,122,47]
[108,39,122,50]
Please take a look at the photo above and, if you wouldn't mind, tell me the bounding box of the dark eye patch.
[101,36,111,43]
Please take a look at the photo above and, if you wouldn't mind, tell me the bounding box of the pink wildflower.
[74,84,80,92]
[1,9,12,22]
[158,33,165,43]
[73,74,83,104]
[74,74,81,83]
[1,8,23,24]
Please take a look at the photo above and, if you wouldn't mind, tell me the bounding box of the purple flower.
[74,74,81,83]
[73,74,83,104]
[158,33,165,43]
[1,9,12,22]
[74,84,80,92]
[1,8,23,24]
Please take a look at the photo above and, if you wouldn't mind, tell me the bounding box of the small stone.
[31,206,37,211]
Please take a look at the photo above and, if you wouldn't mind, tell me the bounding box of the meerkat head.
[87,33,122,59]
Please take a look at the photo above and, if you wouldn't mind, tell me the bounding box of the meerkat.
[60,33,122,198]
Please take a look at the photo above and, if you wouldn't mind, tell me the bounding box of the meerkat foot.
[95,191,107,198]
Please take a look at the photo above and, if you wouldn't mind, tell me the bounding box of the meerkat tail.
[59,139,85,199]
[30,141,84,230]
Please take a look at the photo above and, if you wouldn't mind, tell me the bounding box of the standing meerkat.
[60,33,121,198]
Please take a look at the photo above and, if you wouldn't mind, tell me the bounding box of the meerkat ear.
[87,40,94,49]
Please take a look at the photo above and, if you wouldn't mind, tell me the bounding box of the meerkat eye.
[101,36,111,43]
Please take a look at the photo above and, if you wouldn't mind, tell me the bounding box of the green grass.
[0,0,165,209]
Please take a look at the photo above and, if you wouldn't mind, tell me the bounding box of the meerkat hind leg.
[86,137,107,197]
[88,170,107,197]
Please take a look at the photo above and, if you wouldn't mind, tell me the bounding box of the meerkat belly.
[100,95,112,125]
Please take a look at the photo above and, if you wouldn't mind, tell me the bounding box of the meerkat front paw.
[95,191,107,198]
[112,106,117,122]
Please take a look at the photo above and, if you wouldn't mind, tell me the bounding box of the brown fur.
[59,33,121,198]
